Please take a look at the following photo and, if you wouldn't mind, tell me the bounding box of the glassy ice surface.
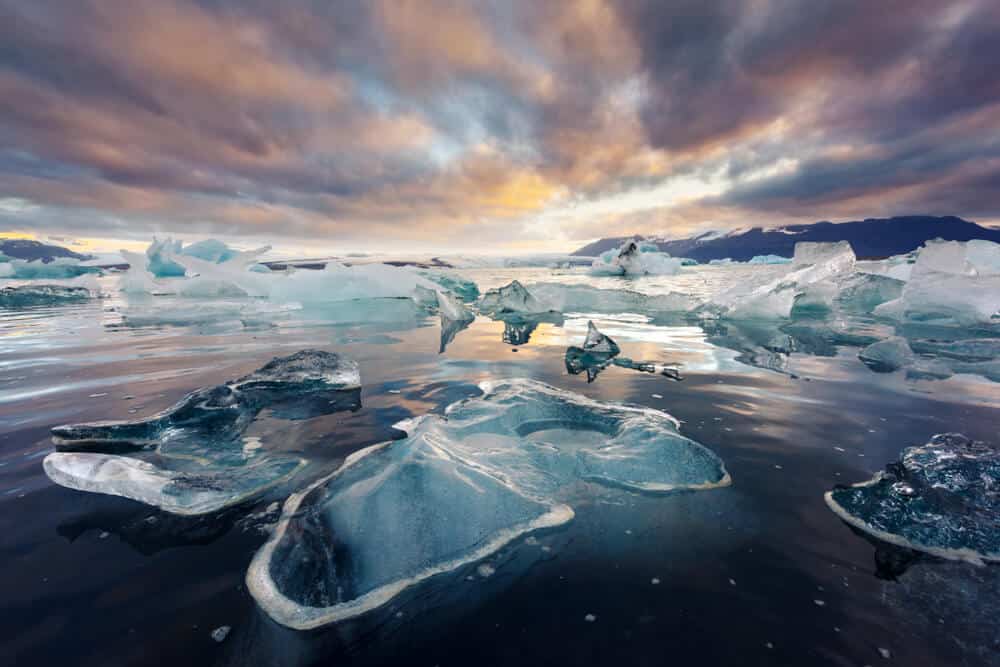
[248,378,727,629]
[42,350,361,515]
[825,434,1000,563]
[1,244,998,666]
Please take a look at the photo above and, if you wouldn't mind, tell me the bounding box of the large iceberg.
[590,241,683,276]
[825,433,1000,564]
[702,241,857,319]
[874,240,1000,326]
[247,379,729,629]
[44,350,361,515]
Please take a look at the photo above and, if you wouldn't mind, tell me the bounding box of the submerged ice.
[247,379,728,629]
[825,433,1000,564]
[43,350,361,515]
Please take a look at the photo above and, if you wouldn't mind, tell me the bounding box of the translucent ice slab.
[247,379,729,629]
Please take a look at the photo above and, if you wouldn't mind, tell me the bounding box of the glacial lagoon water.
[1,266,998,666]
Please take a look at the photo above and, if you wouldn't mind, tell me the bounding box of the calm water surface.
[1,268,997,666]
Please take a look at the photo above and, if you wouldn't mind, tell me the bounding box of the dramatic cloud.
[1,0,998,251]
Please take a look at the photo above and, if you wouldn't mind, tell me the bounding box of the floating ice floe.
[247,378,728,629]
[526,283,696,315]
[44,350,361,515]
[479,280,554,316]
[436,290,475,352]
[747,255,792,265]
[0,283,94,308]
[857,337,915,372]
[590,241,683,276]
[825,433,1000,564]
[565,323,683,382]
[873,239,1000,326]
[0,256,101,280]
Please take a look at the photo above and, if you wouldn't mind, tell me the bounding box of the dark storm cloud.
[0,0,998,246]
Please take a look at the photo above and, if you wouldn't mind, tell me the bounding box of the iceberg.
[565,321,622,381]
[0,284,93,308]
[825,433,1000,564]
[590,241,683,276]
[436,290,475,352]
[702,241,857,320]
[145,238,247,277]
[747,254,791,265]
[526,283,696,315]
[246,379,729,629]
[479,280,553,316]
[0,257,100,280]
[44,350,361,515]
[419,271,480,302]
[858,337,915,373]
[269,261,442,307]
[873,240,1000,326]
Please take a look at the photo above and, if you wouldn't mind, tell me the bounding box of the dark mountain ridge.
[0,239,91,262]
[571,216,1000,262]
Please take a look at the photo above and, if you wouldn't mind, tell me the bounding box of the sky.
[1,0,999,255]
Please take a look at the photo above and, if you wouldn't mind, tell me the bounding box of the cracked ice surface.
[43,350,360,515]
[826,433,1000,564]
[247,379,729,629]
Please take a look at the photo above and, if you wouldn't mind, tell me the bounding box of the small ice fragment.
[88,393,108,398]
[814,599,826,607]
[651,578,660,585]
[210,626,231,643]
[651,394,663,399]
[584,613,597,622]
[729,578,736,586]
[477,563,496,578]
[878,648,891,659]
[388,389,401,394]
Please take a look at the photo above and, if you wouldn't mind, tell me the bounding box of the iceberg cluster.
[44,350,361,515]
[825,433,1000,564]
[590,241,683,276]
[247,378,728,629]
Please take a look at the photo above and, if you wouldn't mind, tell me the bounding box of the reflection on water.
[0,270,998,666]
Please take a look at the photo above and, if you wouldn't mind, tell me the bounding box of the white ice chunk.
[525,283,696,314]
[590,241,683,276]
[874,240,1000,325]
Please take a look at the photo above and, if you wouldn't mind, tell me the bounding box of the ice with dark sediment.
[825,433,1000,564]
[247,378,729,629]
[43,350,361,515]
[0,283,94,308]
[589,240,683,276]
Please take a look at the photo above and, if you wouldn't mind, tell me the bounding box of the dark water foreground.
[0,295,997,666]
